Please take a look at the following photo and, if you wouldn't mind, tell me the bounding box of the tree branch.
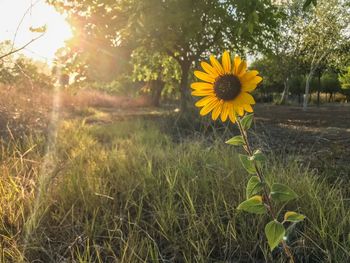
[0,33,45,60]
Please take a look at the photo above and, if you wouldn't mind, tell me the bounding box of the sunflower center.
[213,74,241,101]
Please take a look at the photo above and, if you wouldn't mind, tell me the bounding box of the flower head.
[191,51,262,123]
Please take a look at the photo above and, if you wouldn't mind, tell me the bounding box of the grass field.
[1,108,349,262]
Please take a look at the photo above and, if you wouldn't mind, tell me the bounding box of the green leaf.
[250,149,266,163]
[271,183,298,203]
[265,220,285,251]
[246,176,264,198]
[29,25,47,33]
[237,195,266,214]
[303,0,312,10]
[239,154,256,174]
[225,135,244,146]
[284,211,306,223]
[248,21,254,34]
[241,114,254,130]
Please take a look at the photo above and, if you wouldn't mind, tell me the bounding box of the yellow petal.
[228,108,236,123]
[191,90,215,96]
[210,55,224,75]
[242,104,253,113]
[250,76,262,84]
[194,71,215,83]
[199,99,219,116]
[212,102,222,120]
[195,96,217,107]
[222,51,231,73]
[240,70,259,83]
[201,62,219,77]
[237,60,247,76]
[220,102,230,122]
[241,83,257,92]
[241,92,256,105]
[191,82,214,90]
[233,92,256,105]
[241,76,262,92]
[233,55,242,75]
[235,106,244,116]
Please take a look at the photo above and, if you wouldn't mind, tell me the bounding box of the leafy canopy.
[49,0,283,77]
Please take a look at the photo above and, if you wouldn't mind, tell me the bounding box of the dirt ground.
[254,104,350,129]
[253,104,350,179]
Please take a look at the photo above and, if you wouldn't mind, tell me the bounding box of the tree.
[0,43,53,90]
[0,41,16,85]
[49,0,283,110]
[266,0,307,104]
[251,0,319,105]
[339,67,350,89]
[297,0,350,110]
[339,66,350,100]
[320,72,341,102]
[12,56,53,89]
[251,56,284,100]
[251,0,350,107]
[131,48,180,106]
[129,0,283,110]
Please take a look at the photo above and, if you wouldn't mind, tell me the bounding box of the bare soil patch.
[253,104,350,179]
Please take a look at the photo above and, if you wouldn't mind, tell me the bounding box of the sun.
[0,0,72,63]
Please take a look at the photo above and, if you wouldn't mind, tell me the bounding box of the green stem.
[236,117,295,263]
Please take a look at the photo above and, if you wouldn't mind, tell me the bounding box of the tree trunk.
[317,71,321,107]
[303,71,314,111]
[149,79,165,107]
[179,62,190,112]
[280,77,289,104]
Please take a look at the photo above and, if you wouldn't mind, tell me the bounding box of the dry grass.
[0,120,349,262]
[60,89,151,109]
[0,85,52,138]
[0,85,151,138]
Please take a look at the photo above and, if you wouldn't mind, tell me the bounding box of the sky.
[0,0,72,64]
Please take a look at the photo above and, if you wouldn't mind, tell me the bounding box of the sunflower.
[191,51,262,123]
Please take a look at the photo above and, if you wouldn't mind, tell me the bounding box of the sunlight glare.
[0,0,72,63]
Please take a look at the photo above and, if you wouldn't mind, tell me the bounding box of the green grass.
[0,119,349,262]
